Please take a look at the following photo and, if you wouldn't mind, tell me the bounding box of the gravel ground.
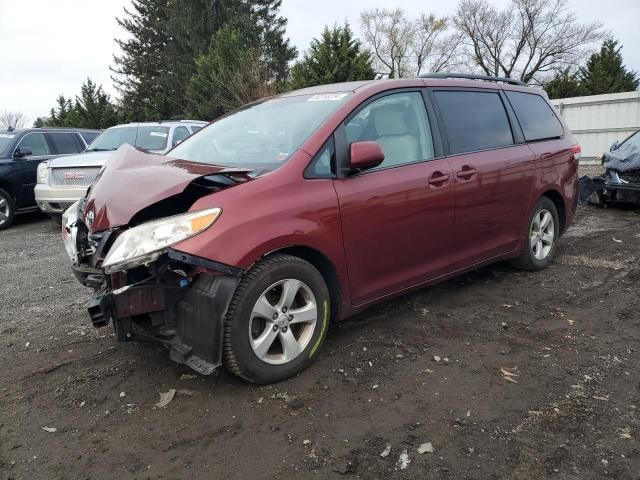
[1,206,639,480]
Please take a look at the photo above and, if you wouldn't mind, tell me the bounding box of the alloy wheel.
[249,278,318,365]
[530,208,555,260]
[0,195,10,227]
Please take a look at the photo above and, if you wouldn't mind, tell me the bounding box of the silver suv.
[35,120,206,221]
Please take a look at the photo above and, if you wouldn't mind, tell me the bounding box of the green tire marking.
[309,299,328,358]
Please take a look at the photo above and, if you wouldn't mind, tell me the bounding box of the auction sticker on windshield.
[149,132,168,137]
[307,93,349,102]
[0,134,16,138]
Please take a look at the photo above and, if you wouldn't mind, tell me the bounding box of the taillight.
[571,144,581,160]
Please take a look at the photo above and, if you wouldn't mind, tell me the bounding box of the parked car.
[35,120,207,222]
[63,74,579,383]
[579,129,640,206]
[0,127,100,229]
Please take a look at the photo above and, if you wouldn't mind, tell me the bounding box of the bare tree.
[360,8,463,78]
[0,111,28,130]
[454,0,605,84]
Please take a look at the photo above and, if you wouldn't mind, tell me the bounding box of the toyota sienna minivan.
[63,74,579,384]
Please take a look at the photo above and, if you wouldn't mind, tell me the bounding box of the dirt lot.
[1,206,639,480]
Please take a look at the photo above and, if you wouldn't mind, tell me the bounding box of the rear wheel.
[512,197,560,271]
[0,188,15,230]
[223,254,330,384]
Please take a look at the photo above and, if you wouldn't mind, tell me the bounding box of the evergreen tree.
[74,79,118,128]
[543,68,583,99]
[33,117,44,128]
[48,79,118,129]
[290,23,376,90]
[112,0,174,121]
[112,0,295,121]
[48,95,75,127]
[579,39,639,95]
[187,26,278,120]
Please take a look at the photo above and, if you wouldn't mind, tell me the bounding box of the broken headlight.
[102,208,221,273]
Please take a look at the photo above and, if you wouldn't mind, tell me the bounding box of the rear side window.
[433,91,513,155]
[506,91,563,141]
[80,131,100,145]
[48,132,83,154]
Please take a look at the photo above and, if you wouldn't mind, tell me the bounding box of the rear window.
[434,91,514,155]
[48,132,83,154]
[506,91,564,141]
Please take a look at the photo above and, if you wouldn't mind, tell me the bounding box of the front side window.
[506,91,563,142]
[305,138,335,178]
[434,91,514,155]
[169,93,352,174]
[345,92,435,169]
[49,132,83,154]
[18,133,50,156]
[172,126,190,147]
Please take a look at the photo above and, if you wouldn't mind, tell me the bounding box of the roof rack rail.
[419,72,527,87]
[179,119,208,123]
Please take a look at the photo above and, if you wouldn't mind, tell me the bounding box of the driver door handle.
[428,172,450,187]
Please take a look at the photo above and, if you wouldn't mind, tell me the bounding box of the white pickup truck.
[34,120,206,222]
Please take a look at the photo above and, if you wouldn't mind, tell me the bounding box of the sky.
[1,0,638,123]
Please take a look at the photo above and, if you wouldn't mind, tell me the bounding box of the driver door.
[333,91,454,306]
[13,132,55,208]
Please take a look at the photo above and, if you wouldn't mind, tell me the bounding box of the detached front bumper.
[62,202,243,375]
[87,253,241,375]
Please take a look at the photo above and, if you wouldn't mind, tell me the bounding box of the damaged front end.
[61,145,251,375]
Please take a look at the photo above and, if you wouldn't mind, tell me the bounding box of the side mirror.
[13,146,33,158]
[610,140,620,152]
[349,141,385,172]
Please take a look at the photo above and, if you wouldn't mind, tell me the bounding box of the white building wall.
[551,91,640,164]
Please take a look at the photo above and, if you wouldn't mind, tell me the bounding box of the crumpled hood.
[84,144,252,232]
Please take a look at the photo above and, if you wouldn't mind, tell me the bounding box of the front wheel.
[512,197,560,271]
[223,254,330,384]
[0,188,15,231]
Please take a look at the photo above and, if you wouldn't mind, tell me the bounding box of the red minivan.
[63,74,579,383]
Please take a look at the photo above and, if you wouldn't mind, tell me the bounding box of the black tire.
[224,254,331,384]
[512,197,560,271]
[0,188,16,231]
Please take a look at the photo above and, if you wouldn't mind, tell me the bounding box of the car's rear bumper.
[34,184,88,214]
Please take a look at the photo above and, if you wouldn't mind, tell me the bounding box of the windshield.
[168,93,352,173]
[621,131,640,148]
[0,133,17,157]
[87,126,170,152]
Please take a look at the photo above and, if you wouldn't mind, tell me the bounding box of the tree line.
[28,0,638,131]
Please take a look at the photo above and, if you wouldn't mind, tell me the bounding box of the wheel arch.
[0,178,16,200]
[262,245,342,322]
[540,189,567,233]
